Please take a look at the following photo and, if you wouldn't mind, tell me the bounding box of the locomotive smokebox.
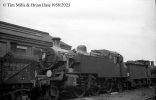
[52,37,61,48]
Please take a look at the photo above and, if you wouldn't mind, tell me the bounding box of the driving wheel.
[90,79,100,96]
[42,86,59,100]
[72,86,86,98]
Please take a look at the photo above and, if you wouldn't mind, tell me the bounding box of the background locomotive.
[125,60,154,88]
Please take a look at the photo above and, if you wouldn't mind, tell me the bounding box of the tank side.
[73,54,121,78]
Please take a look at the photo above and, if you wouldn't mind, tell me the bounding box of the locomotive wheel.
[117,82,123,92]
[143,80,146,86]
[10,93,16,100]
[131,81,137,88]
[90,84,100,96]
[43,91,51,100]
[106,79,114,93]
[137,81,142,88]
[90,79,100,96]
[147,79,151,87]
[41,86,59,100]
[49,86,59,100]
[72,86,86,98]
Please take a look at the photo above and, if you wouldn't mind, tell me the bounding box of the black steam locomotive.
[0,37,155,100]
[31,38,155,100]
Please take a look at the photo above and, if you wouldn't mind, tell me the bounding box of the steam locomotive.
[31,38,155,100]
[0,37,155,100]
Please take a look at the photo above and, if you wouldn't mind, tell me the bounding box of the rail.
[143,95,156,100]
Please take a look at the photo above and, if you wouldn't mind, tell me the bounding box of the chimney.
[52,37,61,48]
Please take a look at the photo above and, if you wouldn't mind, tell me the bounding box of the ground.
[67,87,155,100]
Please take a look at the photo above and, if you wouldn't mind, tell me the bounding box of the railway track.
[144,95,156,100]
[67,95,156,100]
[61,87,155,100]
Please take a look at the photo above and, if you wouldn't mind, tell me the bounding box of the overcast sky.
[0,0,156,63]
